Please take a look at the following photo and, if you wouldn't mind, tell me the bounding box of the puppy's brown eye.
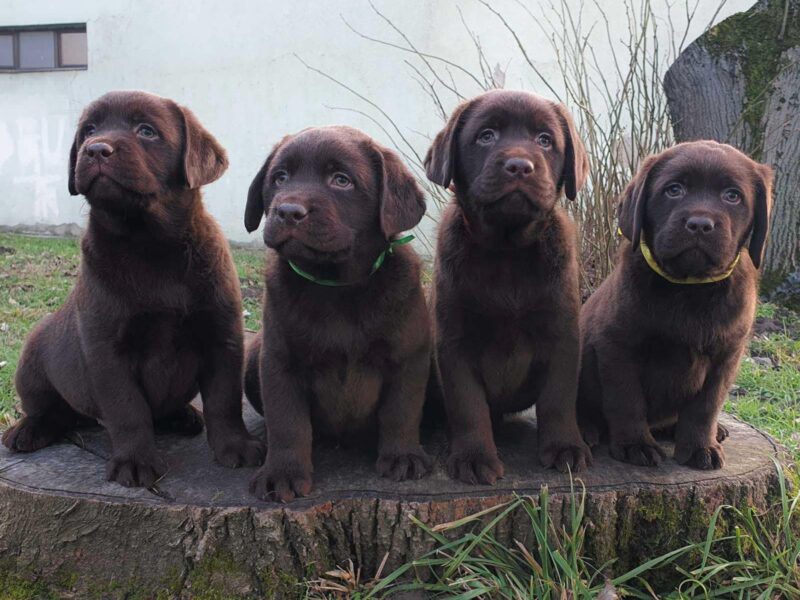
[665,183,685,199]
[477,129,497,144]
[273,171,289,186]
[83,124,96,137]
[722,189,741,204]
[137,124,158,139]
[331,173,353,189]
[537,133,553,148]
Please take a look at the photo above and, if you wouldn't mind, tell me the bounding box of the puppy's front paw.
[2,416,60,452]
[540,438,593,473]
[106,452,166,488]
[249,460,312,502]
[376,449,432,481]
[678,443,725,470]
[447,446,504,485]
[213,434,265,468]
[610,439,666,467]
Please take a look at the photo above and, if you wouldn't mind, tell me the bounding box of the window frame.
[0,23,87,73]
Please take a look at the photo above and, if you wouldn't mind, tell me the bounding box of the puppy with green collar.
[242,126,431,502]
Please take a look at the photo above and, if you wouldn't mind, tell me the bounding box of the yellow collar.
[618,229,741,285]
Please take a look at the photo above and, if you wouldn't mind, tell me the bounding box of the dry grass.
[304,0,728,292]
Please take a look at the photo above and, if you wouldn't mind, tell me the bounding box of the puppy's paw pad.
[540,441,593,473]
[1,417,59,452]
[249,464,312,503]
[610,441,666,467]
[106,454,165,488]
[377,450,432,482]
[682,445,725,470]
[716,423,730,443]
[213,435,265,468]
[446,449,504,485]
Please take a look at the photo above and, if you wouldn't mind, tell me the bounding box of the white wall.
[0,0,753,245]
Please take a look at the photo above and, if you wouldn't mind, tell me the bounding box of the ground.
[1,233,798,462]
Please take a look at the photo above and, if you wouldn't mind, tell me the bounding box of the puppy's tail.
[244,334,263,415]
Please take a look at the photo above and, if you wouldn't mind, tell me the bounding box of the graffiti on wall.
[0,115,70,222]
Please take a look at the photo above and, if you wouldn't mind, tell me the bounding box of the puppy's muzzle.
[85,142,114,161]
[685,215,715,235]
[503,157,534,179]
[275,203,308,225]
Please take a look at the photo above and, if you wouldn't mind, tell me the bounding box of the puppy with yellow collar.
[578,140,772,470]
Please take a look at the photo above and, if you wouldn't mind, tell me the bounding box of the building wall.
[0,0,751,245]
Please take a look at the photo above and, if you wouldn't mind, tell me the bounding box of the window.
[0,24,87,72]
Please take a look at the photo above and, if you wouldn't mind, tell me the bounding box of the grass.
[0,235,81,426]
[0,233,264,425]
[726,303,800,460]
[232,243,266,332]
[305,465,800,598]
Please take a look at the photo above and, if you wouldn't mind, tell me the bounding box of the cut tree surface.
[0,401,782,598]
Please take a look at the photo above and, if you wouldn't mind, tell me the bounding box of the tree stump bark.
[663,0,800,290]
[0,405,783,598]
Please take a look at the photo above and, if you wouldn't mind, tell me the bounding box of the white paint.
[0,0,754,245]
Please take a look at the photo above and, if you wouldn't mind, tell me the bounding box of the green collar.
[286,234,414,287]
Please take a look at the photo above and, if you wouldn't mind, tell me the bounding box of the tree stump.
[0,403,783,598]
[663,0,800,290]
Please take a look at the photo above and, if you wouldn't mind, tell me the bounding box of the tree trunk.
[664,0,800,290]
[0,410,785,599]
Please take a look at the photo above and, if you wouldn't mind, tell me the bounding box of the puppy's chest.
[115,312,205,356]
[308,358,384,436]
[646,297,752,350]
[286,309,396,434]
[91,253,200,312]
[460,259,557,318]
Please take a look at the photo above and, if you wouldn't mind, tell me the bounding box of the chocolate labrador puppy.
[243,126,431,502]
[2,91,264,487]
[425,90,593,484]
[578,141,773,470]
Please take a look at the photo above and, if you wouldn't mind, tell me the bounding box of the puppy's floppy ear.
[178,105,229,189]
[748,163,774,269]
[68,131,79,196]
[424,100,471,189]
[244,136,289,234]
[375,143,426,238]
[553,102,589,200]
[618,154,658,252]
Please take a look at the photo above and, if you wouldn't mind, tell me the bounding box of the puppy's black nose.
[504,157,534,178]
[685,216,715,234]
[86,142,114,159]
[276,203,308,224]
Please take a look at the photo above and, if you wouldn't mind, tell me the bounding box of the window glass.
[19,31,55,69]
[59,31,87,66]
[0,35,13,67]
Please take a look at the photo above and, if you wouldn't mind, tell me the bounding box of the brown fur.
[243,126,431,502]
[425,90,593,484]
[577,140,773,470]
[2,91,264,487]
